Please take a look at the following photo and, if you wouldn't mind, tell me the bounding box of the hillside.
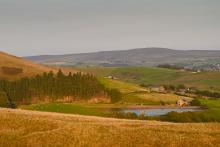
[0,108,219,147]
[77,67,220,91]
[25,48,220,70]
[0,51,54,80]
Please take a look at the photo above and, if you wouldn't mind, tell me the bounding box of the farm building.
[177,98,189,107]
[149,85,166,93]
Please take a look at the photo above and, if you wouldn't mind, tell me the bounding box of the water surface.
[109,108,202,116]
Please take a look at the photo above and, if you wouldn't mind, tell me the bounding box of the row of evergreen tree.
[0,70,121,108]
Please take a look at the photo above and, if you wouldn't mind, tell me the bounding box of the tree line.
[0,70,121,108]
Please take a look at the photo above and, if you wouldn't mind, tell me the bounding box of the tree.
[0,91,8,107]
[190,98,201,106]
[107,89,122,103]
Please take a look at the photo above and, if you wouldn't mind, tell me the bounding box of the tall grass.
[0,108,219,147]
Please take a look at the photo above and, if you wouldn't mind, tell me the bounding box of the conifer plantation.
[0,70,119,108]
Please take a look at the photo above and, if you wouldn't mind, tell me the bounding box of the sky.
[0,0,220,56]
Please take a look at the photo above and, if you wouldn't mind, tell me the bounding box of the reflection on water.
[109,108,202,116]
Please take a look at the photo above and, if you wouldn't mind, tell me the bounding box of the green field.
[20,103,107,116]
[98,77,188,105]
[200,99,220,119]
[77,67,220,91]
[20,98,220,123]
[98,77,147,93]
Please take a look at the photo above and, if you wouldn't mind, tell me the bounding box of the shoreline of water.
[108,106,204,116]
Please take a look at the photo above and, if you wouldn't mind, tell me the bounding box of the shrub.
[177,84,186,90]
[160,101,166,106]
[111,112,138,119]
[190,98,201,106]
[158,64,184,70]
[195,90,220,99]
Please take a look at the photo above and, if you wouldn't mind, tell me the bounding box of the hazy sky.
[0,0,220,56]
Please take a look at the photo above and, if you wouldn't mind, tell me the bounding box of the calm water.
[110,108,202,116]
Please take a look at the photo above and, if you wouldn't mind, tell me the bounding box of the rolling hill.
[77,67,220,91]
[0,51,54,80]
[25,48,220,70]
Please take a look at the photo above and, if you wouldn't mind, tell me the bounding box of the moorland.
[0,51,220,146]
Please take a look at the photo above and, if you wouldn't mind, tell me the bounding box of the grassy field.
[77,67,220,91]
[200,99,220,120]
[123,92,192,105]
[20,98,220,123]
[98,77,186,105]
[98,77,147,93]
[20,103,107,116]
[0,108,219,147]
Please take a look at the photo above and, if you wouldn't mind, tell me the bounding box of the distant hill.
[0,51,54,80]
[25,48,220,70]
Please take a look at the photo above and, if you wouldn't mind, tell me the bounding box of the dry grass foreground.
[0,109,219,147]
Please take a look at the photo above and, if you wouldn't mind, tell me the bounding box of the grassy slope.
[0,108,219,147]
[0,51,54,80]
[78,67,220,91]
[99,77,186,104]
[98,77,147,93]
[0,51,79,80]
[77,68,195,104]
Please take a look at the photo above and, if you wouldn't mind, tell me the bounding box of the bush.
[111,112,138,119]
[195,90,220,99]
[159,110,220,123]
[163,85,176,91]
[177,84,186,90]
[158,64,184,70]
[190,98,201,106]
[160,101,166,106]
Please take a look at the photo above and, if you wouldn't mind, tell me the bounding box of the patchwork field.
[0,108,219,147]
[77,67,220,91]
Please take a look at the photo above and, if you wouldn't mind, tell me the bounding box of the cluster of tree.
[140,84,186,92]
[158,64,198,72]
[163,84,186,91]
[158,64,185,70]
[110,112,139,119]
[0,70,122,108]
[193,90,220,99]
[190,98,201,106]
[159,110,220,123]
[110,109,220,123]
[106,89,122,103]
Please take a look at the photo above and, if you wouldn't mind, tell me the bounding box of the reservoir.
[109,108,202,116]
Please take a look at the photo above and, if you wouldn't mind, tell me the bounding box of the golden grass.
[0,51,78,80]
[0,108,219,147]
[0,51,54,80]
